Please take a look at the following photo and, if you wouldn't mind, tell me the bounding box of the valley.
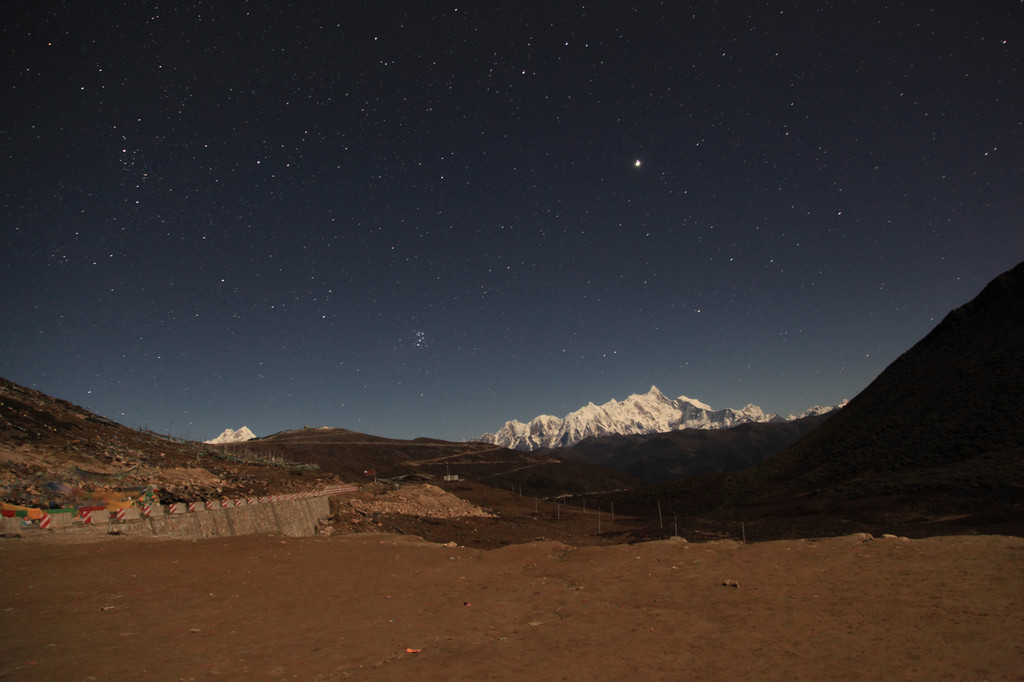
[2,262,1023,679]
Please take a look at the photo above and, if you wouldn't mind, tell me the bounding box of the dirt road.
[2,531,1022,680]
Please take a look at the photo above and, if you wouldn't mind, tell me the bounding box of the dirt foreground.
[2,531,1022,681]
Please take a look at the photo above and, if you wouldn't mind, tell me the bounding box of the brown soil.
[329,482,658,549]
[2,487,1022,680]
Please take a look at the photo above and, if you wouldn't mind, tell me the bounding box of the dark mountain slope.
[605,262,1024,537]
[554,413,834,482]
[231,427,641,498]
[754,260,1024,495]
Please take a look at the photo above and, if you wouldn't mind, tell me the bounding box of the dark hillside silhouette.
[232,427,641,498]
[755,260,1024,493]
[605,261,1024,538]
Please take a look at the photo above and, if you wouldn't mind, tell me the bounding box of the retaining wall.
[143,495,330,539]
[1,486,355,541]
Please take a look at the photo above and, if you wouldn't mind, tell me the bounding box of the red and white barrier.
[40,513,51,529]
[79,506,106,524]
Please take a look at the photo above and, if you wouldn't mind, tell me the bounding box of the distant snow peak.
[791,399,849,420]
[477,387,844,451]
[205,426,256,444]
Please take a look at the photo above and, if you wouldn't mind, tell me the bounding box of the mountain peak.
[205,426,256,444]
[642,386,674,403]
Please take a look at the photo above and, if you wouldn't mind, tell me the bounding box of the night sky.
[3,2,1022,442]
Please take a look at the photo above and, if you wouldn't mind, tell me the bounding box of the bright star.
[634,159,642,168]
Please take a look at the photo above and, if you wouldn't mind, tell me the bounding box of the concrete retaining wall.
[1,493,338,541]
[144,496,329,539]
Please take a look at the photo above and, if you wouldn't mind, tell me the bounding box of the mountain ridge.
[205,426,257,444]
[477,385,844,451]
[557,412,835,483]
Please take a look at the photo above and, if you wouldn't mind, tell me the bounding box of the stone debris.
[346,484,495,519]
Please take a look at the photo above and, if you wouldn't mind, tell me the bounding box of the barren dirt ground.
[2,530,1022,681]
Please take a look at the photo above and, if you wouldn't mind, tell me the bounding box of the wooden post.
[657,500,663,529]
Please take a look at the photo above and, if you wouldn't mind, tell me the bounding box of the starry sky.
[3,2,1022,442]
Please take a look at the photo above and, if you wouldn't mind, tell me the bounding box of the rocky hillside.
[0,377,339,506]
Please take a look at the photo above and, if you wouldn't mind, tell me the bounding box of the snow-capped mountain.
[205,426,256,444]
[791,401,849,420]
[477,386,844,451]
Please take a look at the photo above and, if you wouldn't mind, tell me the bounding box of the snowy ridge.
[791,400,849,420]
[205,426,256,444]
[477,386,844,451]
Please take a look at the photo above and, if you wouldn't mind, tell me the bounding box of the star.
[1,2,1019,443]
